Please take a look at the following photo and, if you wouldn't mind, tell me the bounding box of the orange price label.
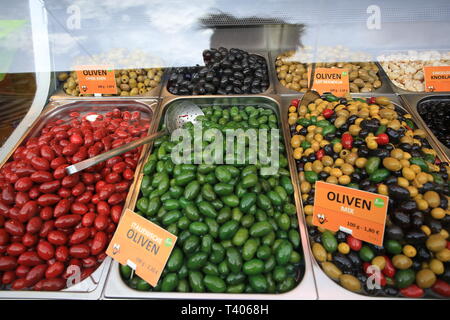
[75,65,117,95]
[307,67,349,97]
[106,209,177,287]
[312,181,388,246]
[424,66,450,92]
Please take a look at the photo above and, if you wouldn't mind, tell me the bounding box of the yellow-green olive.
[416,269,436,289]
[426,234,447,252]
[423,191,440,208]
[322,262,342,281]
[339,274,361,292]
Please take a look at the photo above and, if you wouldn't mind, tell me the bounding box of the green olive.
[339,274,361,292]
[423,191,440,208]
[426,234,447,252]
[416,269,436,289]
[312,243,327,262]
[321,262,342,281]
[392,254,413,270]
[382,157,402,171]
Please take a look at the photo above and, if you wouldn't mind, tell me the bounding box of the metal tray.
[270,50,393,96]
[0,98,160,299]
[49,70,166,101]
[161,51,275,98]
[400,93,450,159]
[377,52,450,95]
[283,93,449,299]
[103,95,318,300]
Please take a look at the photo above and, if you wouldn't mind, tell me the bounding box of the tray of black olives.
[400,94,450,160]
[163,47,273,96]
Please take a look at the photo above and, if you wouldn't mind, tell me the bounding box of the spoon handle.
[65,129,168,176]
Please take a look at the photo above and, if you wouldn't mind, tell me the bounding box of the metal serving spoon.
[65,101,204,175]
[299,62,321,107]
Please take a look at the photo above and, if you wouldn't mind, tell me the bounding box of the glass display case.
[0,0,449,300]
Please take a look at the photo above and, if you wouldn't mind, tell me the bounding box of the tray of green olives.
[103,95,318,299]
[52,68,165,99]
[286,93,450,299]
[272,50,393,96]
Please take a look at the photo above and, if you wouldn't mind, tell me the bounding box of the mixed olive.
[120,104,303,293]
[167,48,270,95]
[57,68,164,97]
[288,94,450,298]
[276,51,382,93]
[417,98,450,149]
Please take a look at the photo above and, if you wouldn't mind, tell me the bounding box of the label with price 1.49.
[312,181,388,246]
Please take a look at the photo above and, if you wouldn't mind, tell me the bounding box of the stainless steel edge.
[270,50,394,96]
[0,98,160,299]
[49,70,166,101]
[161,51,275,98]
[399,93,450,161]
[102,94,318,300]
[281,93,447,300]
[376,61,450,96]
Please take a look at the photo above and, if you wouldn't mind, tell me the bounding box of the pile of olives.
[58,68,163,96]
[288,94,450,298]
[417,98,450,149]
[276,51,382,93]
[167,47,270,95]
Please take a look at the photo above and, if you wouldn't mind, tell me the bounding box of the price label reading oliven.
[312,181,388,246]
[307,67,349,97]
[106,209,177,286]
[75,65,117,95]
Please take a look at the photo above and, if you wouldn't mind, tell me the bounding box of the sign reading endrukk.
[312,181,388,246]
[75,65,117,95]
[106,209,177,286]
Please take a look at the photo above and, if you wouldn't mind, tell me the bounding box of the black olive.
[299,127,308,136]
[359,179,371,189]
[300,157,308,164]
[419,182,435,193]
[225,85,233,93]
[384,144,394,151]
[363,185,377,193]
[385,176,397,185]
[339,123,349,132]
[391,170,402,177]
[359,169,369,179]
[251,79,261,87]
[198,86,206,95]
[370,245,385,256]
[331,153,339,161]
[179,87,190,95]
[386,128,400,143]
[392,210,410,229]
[323,144,334,155]
[385,225,404,241]
[233,87,242,94]
[356,273,368,284]
[399,143,412,152]
[353,139,365,148]
[241,85,250,93]
[216,89,227,95]
[333,253,353,273]
[336,231,347,242]
[359,128,370,138]
[416,246,431,261]
[250,87,261,94]
[411,260,422,271]
[440,266,450,282]
[318,171,329,180]
[223,68,232,76]
[324,133,336,141]
[339,98,348,105]
[425,217,442,234]
[212,77,220,86]
[369,148,390,159]
[411,211,424,229]
[405,230,427,244]
[358,146,370,158]
[383,287,399,296]
[204,83,215,93]
[388,184,410,201]
[347,251,362,270]
[307,154,316,162]
[350,172,362,183]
